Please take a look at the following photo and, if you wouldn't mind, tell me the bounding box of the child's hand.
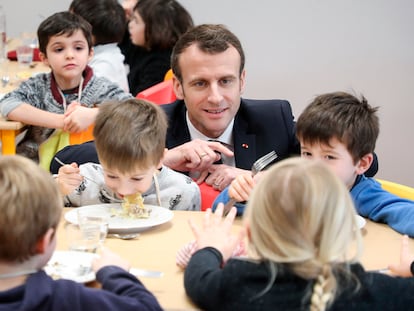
[228,173,255,202]
[188,204,245,263]
[92,247,130,272]
[63,102,98,132]
[56,163,83,195]
[388,235,414,277]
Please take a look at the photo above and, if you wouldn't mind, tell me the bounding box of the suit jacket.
[50,98,299,174]
[162,98,300,170]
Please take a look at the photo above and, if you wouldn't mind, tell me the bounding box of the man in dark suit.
[51,24,298,190]
[51,24,376,190]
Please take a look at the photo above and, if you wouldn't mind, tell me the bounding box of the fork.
[222,150,278,214]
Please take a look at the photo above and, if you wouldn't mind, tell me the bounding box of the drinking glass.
[77,209,109,245]
[65,223,101,253]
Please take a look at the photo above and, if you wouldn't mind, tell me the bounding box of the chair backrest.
[376,178,414,200]
[70,125,95,145]
[136,79,176,105]
[164,69,173,81]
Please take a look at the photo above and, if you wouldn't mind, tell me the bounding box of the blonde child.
[0,155,161,310]
[0,11,131,161]
[57,98,200,210]
[185,158,414,310]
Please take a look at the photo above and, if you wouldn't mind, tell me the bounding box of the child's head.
[129,0,194,50]
[93,98,168,197]
[296,91,379,187]
[245,157,362,309]
[69,0,126,46]
[38,11,93,55]
[0,156,62,264]
[37,11,93,82]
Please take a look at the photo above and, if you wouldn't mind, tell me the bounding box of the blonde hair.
[0,156,62,262]
[245,157,363,310]
[93,98,168,173]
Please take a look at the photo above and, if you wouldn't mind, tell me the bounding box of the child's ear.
[172,76,184,100]
[356,153,374,175]
[39,52,49,67]
[157,156,163,170]
[34,228,55,254]
[88,47,94,62]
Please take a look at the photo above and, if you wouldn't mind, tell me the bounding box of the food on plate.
[121,193,151,219]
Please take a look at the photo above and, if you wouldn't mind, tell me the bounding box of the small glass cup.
[16,45,33,67]
[65,223,101,253]
[77,209,109,245]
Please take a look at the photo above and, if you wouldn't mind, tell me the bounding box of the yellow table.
[0,59,50,154]
[56,210,412,311]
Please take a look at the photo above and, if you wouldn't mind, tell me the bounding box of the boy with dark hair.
[0,11,131,161]
[70,0,129,91]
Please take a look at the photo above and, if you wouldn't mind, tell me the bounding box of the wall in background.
[3,0,414,186]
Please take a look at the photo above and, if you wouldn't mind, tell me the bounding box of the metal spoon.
[107,233,140,240]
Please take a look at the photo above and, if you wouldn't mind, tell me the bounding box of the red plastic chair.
[198,182,221,211]
[136,80,176,104]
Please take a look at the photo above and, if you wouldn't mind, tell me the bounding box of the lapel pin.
[242,143,249,149]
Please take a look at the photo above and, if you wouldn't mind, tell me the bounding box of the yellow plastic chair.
[164,69,173,81]
[376,179,414,200]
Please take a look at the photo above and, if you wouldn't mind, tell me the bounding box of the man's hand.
[163,139,233,173]
[202,165,247,191]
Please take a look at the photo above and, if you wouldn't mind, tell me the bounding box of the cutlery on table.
[130,268,163,278]
[222,150,278,215]
[107,233,140,240]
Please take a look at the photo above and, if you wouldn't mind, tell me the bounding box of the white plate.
[65,203,174,234]
[44,251,96,283]
[356,215,366,229]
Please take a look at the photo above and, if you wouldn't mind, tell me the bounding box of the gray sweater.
[0,68,132,160]
[64,163,201,211]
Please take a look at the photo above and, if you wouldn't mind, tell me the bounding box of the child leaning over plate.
[56,97,200,211]
[0,155,162,311]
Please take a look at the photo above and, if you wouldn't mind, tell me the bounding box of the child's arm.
[389,235,414,277]
[7,104,65,128]
[352,177,414,236]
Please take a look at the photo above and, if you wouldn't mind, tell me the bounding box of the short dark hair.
[69,0,126,45]
[37,11,93,54]
[296,91,380,163]
[134,0,193,50]
[171,24,245,82]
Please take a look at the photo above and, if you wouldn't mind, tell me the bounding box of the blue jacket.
[0,266,162,311]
